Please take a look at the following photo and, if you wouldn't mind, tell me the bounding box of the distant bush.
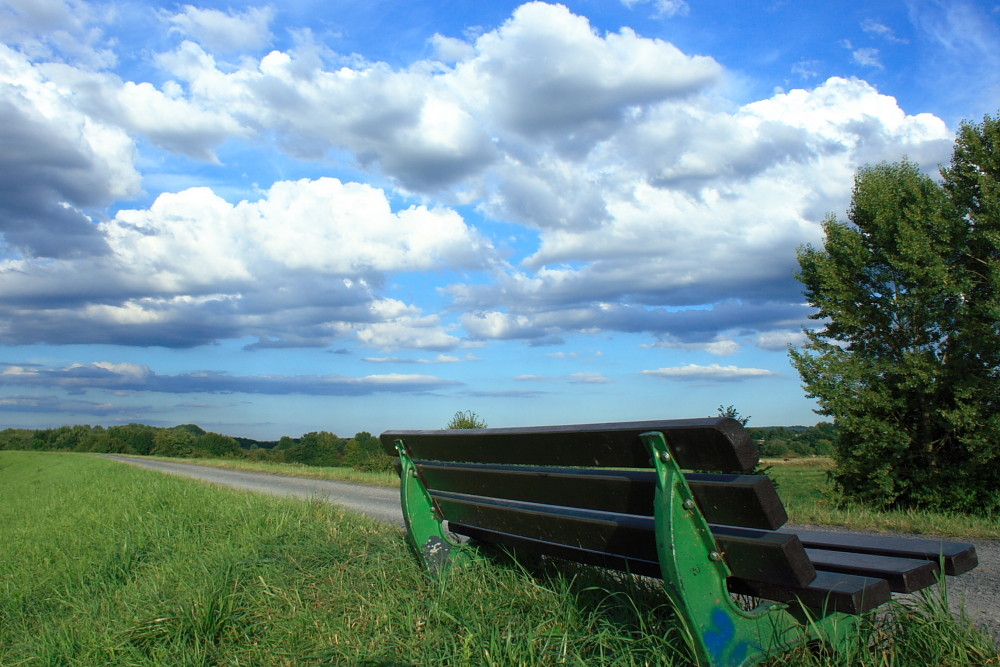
[446,410,487,429]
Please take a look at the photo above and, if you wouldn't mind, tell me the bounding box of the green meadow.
[763,458,1000,540]
[2,451,996,666]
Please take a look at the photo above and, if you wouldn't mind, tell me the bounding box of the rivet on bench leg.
[683,499,696,510]
[658,450,671,462]
[709,551,723,562]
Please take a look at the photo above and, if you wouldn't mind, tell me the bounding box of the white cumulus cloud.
[166,5,275,53]
[641,364,779,380]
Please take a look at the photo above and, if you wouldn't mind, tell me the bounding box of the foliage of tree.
[195,431,242,458]
[1,423,263,462]
[446,410,488,429]
[151,427,195,457]
[344,431,394,472]
[275,436,298,450]
[716,404,750,426]
[790,113,1000,514]
[282,431,345,467]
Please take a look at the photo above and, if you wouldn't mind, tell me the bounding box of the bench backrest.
[381,418,820,592]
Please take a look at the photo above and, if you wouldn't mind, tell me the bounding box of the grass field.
[762,458,1000,540]
[0,452,692,665]
[3,451,995,666]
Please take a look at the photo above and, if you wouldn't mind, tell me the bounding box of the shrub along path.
[105,454,999,644]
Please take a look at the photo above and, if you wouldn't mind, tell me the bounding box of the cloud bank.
[0,1,955,360]
[0,361,461,395]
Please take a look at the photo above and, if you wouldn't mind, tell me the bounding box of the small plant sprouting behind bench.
[379,417,980,667]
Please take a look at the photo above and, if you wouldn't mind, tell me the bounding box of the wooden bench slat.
[432,490,815,588]
[805,548,939,593]
[728,569,892,615]
[415,461,786,530]
[449,522,664,578]
[709,525,816,588]
[432,489,660,563]
[687,473,788,530]
[784,529,978,576]
[382,417,758,472]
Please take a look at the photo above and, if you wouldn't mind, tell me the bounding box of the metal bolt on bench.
[380,418,978,666]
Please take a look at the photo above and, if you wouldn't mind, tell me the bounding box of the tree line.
[0,417,841,466]
[716,404,835,457]
[747,423,837,458]
[0,423,393,472]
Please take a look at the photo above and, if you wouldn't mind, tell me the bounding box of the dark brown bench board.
[783,528,978,576]
[413,461,788,530]
[384,417,758,471]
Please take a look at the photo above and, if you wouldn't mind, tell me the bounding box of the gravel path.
[104,455,998,642]
[102,455,403,525]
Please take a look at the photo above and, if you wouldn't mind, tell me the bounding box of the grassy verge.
[137,454,400,488]
[764,458,1000,540]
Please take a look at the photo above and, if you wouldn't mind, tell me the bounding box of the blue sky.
[1,0,997,440]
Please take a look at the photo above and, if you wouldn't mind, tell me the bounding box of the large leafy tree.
[790,114,1000,514]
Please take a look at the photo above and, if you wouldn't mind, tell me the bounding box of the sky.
[0,0,998,440]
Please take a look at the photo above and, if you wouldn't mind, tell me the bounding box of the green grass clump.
[764,459,1000,539]
[763,582,999,666]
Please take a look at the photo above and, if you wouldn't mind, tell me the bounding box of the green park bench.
[379,417,978,666]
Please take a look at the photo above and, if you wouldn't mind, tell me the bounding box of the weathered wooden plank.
[449,523,663,578]
[805,548,939,593]
[450,523,884,615]
[728,570,892,615]
[414,461,786,529]
[784,529,978,576]
[433,490,815,587]
[382,417,758,472]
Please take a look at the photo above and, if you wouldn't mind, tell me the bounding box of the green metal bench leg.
[394,439,479,574]
[641,431,860,666]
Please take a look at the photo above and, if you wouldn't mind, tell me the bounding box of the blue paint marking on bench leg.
[704,607,735,658]
[704,609,754,665]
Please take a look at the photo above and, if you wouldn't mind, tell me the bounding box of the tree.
[717,404,750,426]
[194,431,242,458]
[344,431,394,472]
[151,427,195,457]
[446,410,488,429]
[283,431,345,467]
[789,114,1000,514]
